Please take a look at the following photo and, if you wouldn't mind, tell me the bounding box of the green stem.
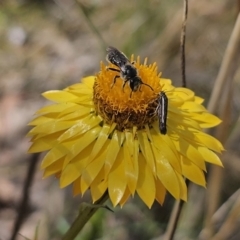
[62,192,109,240]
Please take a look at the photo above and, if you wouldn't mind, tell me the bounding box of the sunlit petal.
[90,167,108,203]
[137,154,156,208]
[108,148,127,206]
[181,157,206,186]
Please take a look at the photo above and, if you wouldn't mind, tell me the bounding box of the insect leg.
[130,90,133,98]
[111,75,120,88]
[122,79,130,93]
[107,67,120,73]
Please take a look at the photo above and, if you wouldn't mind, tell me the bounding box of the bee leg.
[130,90,133,98]
[107,67,120,73]
[111,75,120,88]
[122,79,130,93]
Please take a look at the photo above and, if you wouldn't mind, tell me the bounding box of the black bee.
[157,91,168,135]
[106,46,153,97]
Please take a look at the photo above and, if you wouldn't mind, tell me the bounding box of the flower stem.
[62,192,109,240]
[164,180,189,240]
[180,0,188,88]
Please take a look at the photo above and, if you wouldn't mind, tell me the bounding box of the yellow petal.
[67,85,93,95]
[173,87,195,101]
[180,102,206,112]
[90,167,107,203]
[168,105,189,117]
[123,130,139,195]
[65,83,85,90]
[123,141,137,195]
[30,120,76,135]
[138,130,156,176]
[73,177,81,196]
[58,115,101,142]
[171,135,206,171]
[152,146,180,199]
[195,112,222,128]
[155,178,166,205]
[168,113,201,130]
[58,104,92,118]
[119,187,131,207]
[194,96,204,104]
[28,132,62,153]
[59,106,92,121]
[63,126,101,161]
[80,175,89,195]
[60,162,82,188]
[136,154,156,208]
[108,148,127,207]
[36,102,77,115]
[175,171,187,201]
[198,147,223,167]
[81,76,95,88]
[42,90,80,103]
[124,130,135,158]
[81,143,108,188]
[160,78,172,86]
[41,144,66,169]
[151,125,182,174]
[43,158,64,178]
[126,130,140,195]
[181,157,206,187]
[60,143,94,188]
[88,124,112,162]
[104,131,124,175]
[195,131,224,153]
[28,116,54,126]
[168,95,185,106]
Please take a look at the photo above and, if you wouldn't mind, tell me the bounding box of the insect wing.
[158,92,168,135]
[106,46,130,68]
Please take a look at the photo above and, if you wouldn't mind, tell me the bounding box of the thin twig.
[163,1,188,240]
[207,13,240,113]
[211,197,240,240]
[164,180,190,240]
[204,83,232,238]
[180,0,188,88]
[10,153,40,240]
[202,189,240,240]
[202,13,240,238]
[76,0,107,51]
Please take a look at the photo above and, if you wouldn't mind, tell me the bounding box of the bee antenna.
[142,83,154,91]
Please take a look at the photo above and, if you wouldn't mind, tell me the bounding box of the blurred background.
[0,0,240,239]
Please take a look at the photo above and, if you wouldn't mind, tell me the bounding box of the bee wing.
[106,46,131,68]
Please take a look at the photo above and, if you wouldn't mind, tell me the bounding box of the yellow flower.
[27,56,224,208]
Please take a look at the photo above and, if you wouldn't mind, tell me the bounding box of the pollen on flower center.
[93,57,163,131]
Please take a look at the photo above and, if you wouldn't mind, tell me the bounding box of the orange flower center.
[93,57,163,130]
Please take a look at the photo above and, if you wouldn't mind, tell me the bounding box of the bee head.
[130,77,142,92]
[129,77,154,94]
